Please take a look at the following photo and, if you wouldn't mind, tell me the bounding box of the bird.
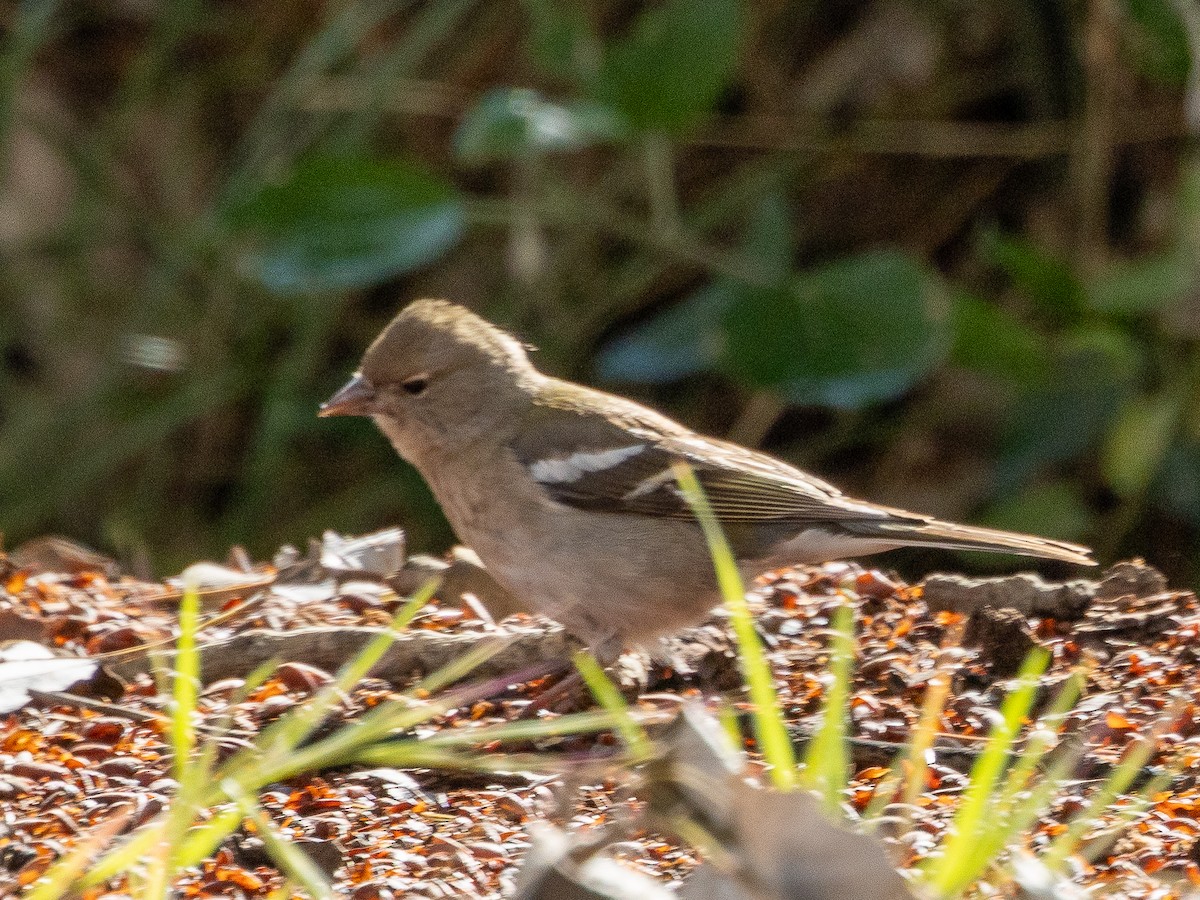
[320,299,1094,654]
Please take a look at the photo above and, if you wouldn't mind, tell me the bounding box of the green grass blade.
[140,582,206,896]
[22,804,140,900]
[672,461,797,790]
[959,670,1089,871]
[923,647,1050,895]
[1078,769,1176,863]
[223,576,439,778]
[170,583,201,785]
[717,699,743,755]
[1041,702,1180,870]
[409,632,520,696]
[415,708,624,748]
[351,745,625,775]
[574,650,653,759]
[225,783,334,900]
[170,804,246,869]
[261,674,621,787]
[802,598,854,813]
[863,648,958,825]
[995,670,1085,811]
[77,823,166,888]
[974,741,1089,889]
[901,660,955,808]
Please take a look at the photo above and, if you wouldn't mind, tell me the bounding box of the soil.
[1,552,1199,898]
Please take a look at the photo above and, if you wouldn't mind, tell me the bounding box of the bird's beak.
[320,373,378,417]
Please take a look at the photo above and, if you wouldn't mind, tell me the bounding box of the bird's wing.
[510,387,1095,566]
[510,391,899,528]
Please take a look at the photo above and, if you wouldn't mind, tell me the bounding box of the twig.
[1071,0,1123,275]
[26,690,165,723]
[725,390,787,449]
[694,106,1185,158]
[644,132,681,237]
[105,622,579,687]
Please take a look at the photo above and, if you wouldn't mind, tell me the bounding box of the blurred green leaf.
[595,189,790,383]
[1121,0,1193,85]
[741,187,793,280]
[1101,390,1181,498]
[596,0,742,132]
[722,251,949,408]
[1153,443,1200,526]
[523,0,600,82]
[1181,161,1200,231]
[982,481,1092,545]
[1066,327,1148,377]
[995,328,1142,492]
[229,155,465,293]
[599,247,947,408]
[950,292,1053,385]
[454,88,625,164]
[982,231,1087,322]
[1088,253,1192,315]
[595,281,732,383]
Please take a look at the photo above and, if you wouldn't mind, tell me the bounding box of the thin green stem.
[644,131,681,236]
[672,461,797,790]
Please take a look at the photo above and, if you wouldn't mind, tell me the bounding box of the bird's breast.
[413,452,723,642]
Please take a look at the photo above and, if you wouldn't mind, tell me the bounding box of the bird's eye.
[402,375,430,396]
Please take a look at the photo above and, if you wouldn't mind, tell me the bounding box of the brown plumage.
[322,299,1095,649]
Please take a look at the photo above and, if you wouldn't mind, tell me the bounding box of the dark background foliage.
[1,0,1197,585]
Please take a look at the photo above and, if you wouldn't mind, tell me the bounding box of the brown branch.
[692,107,1186,159]
[106,623,578,686]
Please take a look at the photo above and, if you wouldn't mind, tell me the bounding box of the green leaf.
[740,186,793,280]
[1181,161,1200,237]
[1153,443,1200,526]
[995,328,1142,491]
[1101,390,1181,497]
[950,292,1052,385]
[722,251,950,408]
[595,280,733,383]
[595,0,742,132]
[594,189,791,384]
[229,155,465,293]
[982,231,1087,322]
[524,0,600,82]
[982,481,1092,545]
[1088,253,1193,315]
[454,88,625,164]
[1122,0,1193,85]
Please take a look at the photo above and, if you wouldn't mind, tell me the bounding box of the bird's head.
[320,299,540,460]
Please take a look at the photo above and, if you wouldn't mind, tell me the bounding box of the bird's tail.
[843,517,1096,566]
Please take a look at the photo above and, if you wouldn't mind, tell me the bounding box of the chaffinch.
[321,299,1094,651]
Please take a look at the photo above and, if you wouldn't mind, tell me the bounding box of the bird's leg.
[591,632,626,670]
[517,671,586,718]
[517,631,633,717]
